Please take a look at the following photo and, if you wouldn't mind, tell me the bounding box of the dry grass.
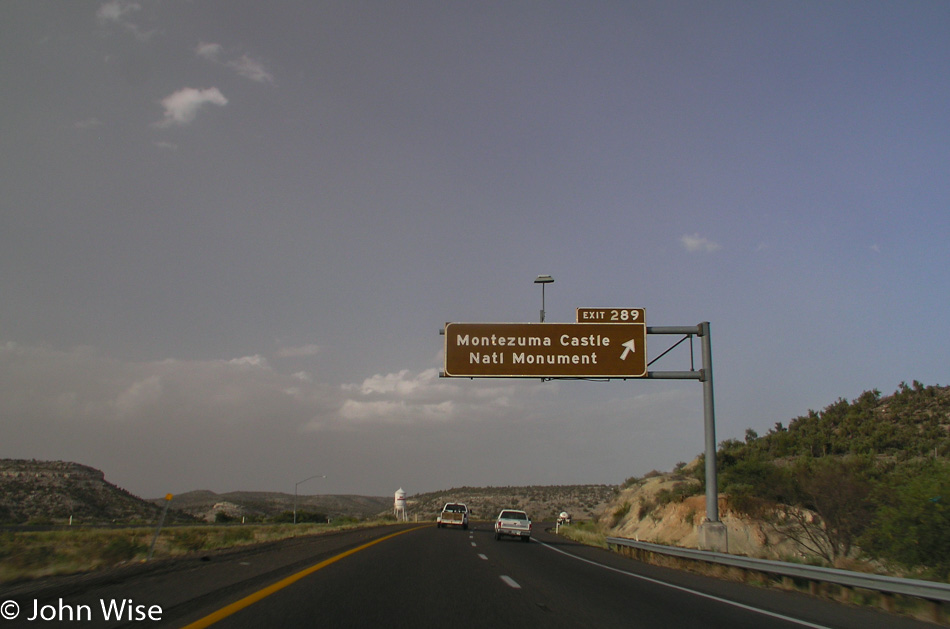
[555,521,608,549]
[0,520,386,584]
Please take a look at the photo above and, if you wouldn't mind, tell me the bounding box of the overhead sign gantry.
[439,308,727,552]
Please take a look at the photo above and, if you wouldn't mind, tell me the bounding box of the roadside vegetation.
[0,518,385,584]
[555,520,607,549]
[594,382,950,581]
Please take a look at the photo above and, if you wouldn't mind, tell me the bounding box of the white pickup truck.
[436,503,469,529]
[494,509,531,542]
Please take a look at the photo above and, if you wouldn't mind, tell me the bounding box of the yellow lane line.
[180,526,426,628]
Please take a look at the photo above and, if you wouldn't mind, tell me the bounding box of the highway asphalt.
[0,523,938,628]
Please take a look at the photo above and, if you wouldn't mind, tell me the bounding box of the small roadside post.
[147,493,173,562]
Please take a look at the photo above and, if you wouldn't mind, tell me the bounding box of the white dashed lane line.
[500,575,522,589]
[478,554,488,560]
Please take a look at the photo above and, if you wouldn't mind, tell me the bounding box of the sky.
[2,1,949,500]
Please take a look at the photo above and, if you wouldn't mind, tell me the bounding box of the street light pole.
[294,474,326,524]
[534,275,554,322]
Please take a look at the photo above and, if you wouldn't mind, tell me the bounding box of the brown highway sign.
[443,322,647,378]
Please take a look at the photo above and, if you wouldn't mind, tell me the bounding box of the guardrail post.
[880,592,895,613]
[928,600,943,624]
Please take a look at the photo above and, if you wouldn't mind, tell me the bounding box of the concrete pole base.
[699,520,728,553]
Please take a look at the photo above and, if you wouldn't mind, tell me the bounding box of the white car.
[494,509,531,542]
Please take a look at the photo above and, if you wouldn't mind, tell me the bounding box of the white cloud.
[356,368,436,395]
[113,375,163,418]
[228,55,274,83]
[332,368,533,428]
[96,1,153,40]
[195,42,223,61]
[155,87,228,127]
[338,399,455,424]
[154,141,178,150]
[96,1,140,24]
[197,43,274,83]
[680,233,721,253]
[228,355,270,369]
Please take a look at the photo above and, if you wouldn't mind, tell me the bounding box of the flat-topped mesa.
[0,459,105,481]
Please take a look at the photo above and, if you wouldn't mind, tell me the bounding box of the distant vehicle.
[436,503,469,529]
[557,511,572,525]
[494,509,531,542]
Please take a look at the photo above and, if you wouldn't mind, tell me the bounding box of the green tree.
[861,460,950,575]
[768,456,874,564]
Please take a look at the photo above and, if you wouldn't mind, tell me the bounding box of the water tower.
[394,488,407,521]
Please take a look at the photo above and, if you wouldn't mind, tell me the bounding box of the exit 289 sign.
[576,308,645,323]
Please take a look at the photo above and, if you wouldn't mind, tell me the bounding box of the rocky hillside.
[596,467,803,560]
[0,460,176,525]
[406,485,617,522]
[159,490,391,522]
[597,383,950,571]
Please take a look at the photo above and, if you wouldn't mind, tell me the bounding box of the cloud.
[228,355,270,369]
[195,42,223,61]
[113,375,163,418]
[155,87,227,127]
[331,368,530,427]
[0,343,337,431]
[680,233,721,253]
[197,43,274,83]
[97,1,140,24]
[338,399,455,424]
[96,1,153,40]
[228,55,274,83]
[0,342,699,496]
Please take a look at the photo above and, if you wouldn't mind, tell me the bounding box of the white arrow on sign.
[620,339,636,360]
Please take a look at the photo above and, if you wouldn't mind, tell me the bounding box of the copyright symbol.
[1,600,19,620]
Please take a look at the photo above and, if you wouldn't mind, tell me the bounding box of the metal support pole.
[700,322,718,523]
[646,323,725,550]
[698,322,726,550]
[540,283,546,322]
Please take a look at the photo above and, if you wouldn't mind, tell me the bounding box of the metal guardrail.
[606,537,950,613]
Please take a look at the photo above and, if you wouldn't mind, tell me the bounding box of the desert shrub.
[100,535,147,565]
[655,481,701,506]
[637,499,656,521]
[610,502,631,527]
[169,529,209,553]
[218,527,254,545]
